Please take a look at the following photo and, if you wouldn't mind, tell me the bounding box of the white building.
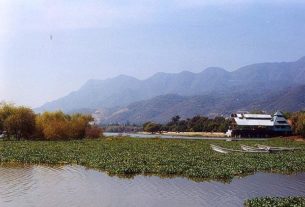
[229,111,292,137]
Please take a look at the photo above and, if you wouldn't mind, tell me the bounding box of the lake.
[0,165,304,207]
[104,132,225,140]
[104,132,267,141]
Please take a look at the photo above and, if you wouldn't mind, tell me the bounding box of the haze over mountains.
[36,57,305,124]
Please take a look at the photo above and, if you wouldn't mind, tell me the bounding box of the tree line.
[143,113,305,138]
[143,115,230,134]
[0,103,102,140]
[286,111,305,138]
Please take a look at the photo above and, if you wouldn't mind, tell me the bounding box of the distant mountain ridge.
[92,84,305,124]
[36,56,305,114]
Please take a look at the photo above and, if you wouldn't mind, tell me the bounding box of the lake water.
[104,132,267,141]
[104,132,229,140]
[0,165,304,207]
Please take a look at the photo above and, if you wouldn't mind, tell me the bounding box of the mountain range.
[36,56,305,124]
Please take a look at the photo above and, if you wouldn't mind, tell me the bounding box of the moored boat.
[211,144,269,154]
[210,144,230,154]
[240,144,269,152]
[256,144,301,152]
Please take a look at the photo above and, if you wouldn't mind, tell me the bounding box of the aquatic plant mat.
[0,138,305,180]
[244,196,305,207]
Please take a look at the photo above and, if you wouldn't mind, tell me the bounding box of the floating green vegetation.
[0,138,305,180]
[244,197,305,207]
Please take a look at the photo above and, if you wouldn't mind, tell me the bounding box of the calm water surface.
[0,165,305,207]
[103,132,266,140]
[104,132,226,140]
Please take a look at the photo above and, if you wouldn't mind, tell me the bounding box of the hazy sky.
[1,0,305,107]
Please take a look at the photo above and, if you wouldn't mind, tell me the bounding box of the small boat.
[210,144,269,154]
[256,144,301,152]
[240,144,269,152]
[211,144,230,154]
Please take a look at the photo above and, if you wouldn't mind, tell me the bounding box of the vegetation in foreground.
[0,138,304,180]
[244,197,305,207]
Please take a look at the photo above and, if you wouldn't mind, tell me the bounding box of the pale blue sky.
[1,0,305,107]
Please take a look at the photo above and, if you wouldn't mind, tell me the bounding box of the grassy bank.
[244,197,305,207]
[0,138,305,180]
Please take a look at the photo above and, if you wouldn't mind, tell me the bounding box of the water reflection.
[0,165,304,207]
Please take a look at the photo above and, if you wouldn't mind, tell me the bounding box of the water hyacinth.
[244,196,305,207]
[0,138,304,180]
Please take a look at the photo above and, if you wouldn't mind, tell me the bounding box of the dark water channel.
[0,165,304,207]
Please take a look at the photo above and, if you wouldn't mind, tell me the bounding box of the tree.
[35,111,98,140]
[3,106,36,140]
[85,126,103,138]
[68,114,93,139]
[143,122,161,134]
[291,112,305,138]
[0,103,16,133]
[143,122,152,130]
[171,115,181,123]
[176,120,187,132]
[1,103,101,140]
[156,115,230,133]
[35,111,69,140]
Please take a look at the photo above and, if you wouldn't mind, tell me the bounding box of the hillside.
[93,85,305,124]
[36,56,305,113]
